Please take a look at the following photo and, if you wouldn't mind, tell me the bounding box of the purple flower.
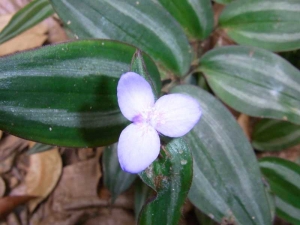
[117,72,201,173]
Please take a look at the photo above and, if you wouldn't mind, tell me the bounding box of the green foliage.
[253,119,300,151]
[49,0,192,75]
[260,157,300,224]
[0,40,160,147]
[220,0,300,51]
[138,138,192,225]
[157,0,214,39]
[1,1,300,224]
[173,85,272,225]
[200,46,300,125]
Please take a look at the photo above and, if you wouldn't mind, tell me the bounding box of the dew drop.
[179,149,183,154]
[49,127,52,131]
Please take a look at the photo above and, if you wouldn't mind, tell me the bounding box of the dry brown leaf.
[0,176,5,197]
[0,135,28,160]
[0,152,16,174]
[0,195,36,219]
[25,148,62,212]
[5,213,20,225]
[28,141,35,149]
[83,208,135,225]
[44,17,68,44]
[237,114,251,141]
[0,14,48,56]
[51,155,102,211]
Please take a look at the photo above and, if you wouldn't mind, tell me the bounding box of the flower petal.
[117,72,155,121]
[117,123,160,173]
[152,93,201,137]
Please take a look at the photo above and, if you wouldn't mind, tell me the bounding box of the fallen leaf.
[0,135,28,174]
[44,17,68,44]
[237,114,251,141]
[83,208,135,225]
[25,148,62,212]
[0,152,16,174]
[0,195,35,219]
[0,14,48,56]
[0,176,5,197]
[51,155,102,211]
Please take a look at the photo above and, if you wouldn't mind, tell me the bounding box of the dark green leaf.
[276,198,300,225]
[200,46,300,125]
[172,85,272,225]
[0,40,160,147]
[49,0,192,75]
[157,0,214,39]
[220,0,300,51]
[27,143,54,155]
[130,49,160,98]
[134,179,152,219]
[260,157,300,224]
[0,0,54,44]
[138,138,192,225]
[103,144,137,203]
[252,119,300,151]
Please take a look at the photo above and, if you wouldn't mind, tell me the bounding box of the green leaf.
[172,85,272,225]
[157,0,214,39]
[138,138,192,225]
[276,198,300,225]
[49,0,192,75]
[130,49,160,98]
[0,0,54,44]
[220,0,300,52]
[134,179,152,219]
[103,144,137,203]
[260,157,300,224]
[0,40,160,147]
[252,119,300,151]
[200,46,300,125]
[27,143,53,155]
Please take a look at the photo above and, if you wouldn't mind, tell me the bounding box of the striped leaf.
[172,85,272,225]
[260,157,300,225]
[220,0,300,52]
[0,0,54,44]
[157,0,214,39]
[138,138,192,225]
[49,0,192,76]
[0,40,160,147]
[200,46,300,125]
[253,119,300,151]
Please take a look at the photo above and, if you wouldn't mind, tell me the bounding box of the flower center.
[132,107,164,127]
